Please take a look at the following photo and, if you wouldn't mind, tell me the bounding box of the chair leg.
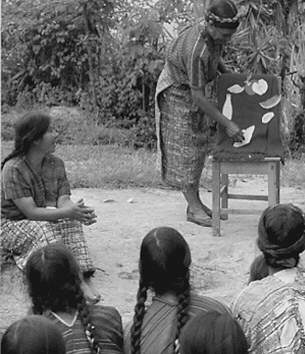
[212,161,221,236]
[275,161,280,203]
[221,173,229,220]
[268,162,277,206]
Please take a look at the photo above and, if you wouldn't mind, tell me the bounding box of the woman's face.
[35,125,57,154]
[207,25,236,45]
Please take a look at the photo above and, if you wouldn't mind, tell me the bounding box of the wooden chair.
[212,157,280,236]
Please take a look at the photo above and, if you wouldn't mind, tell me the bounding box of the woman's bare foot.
[186,207,212,227]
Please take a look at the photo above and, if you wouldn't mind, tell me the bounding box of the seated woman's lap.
[1,219,92,271]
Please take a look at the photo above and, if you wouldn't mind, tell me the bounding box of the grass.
[2,141,305,189]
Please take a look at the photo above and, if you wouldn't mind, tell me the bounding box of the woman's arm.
[218,58,230,74]
[13,196,95,223]
[191,88,243,140]
[57,195,97,225]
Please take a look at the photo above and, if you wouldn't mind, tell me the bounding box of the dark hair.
[25,243,101,354]
[131,227,191,354]
[179,311,248,354]
[206,0,239,29]
[1,111,50,169]
[248,254,269,284]
[257,204,305,269]
[1,315,66,354]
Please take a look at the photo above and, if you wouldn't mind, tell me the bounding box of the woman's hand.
[225,121,244,142]
[63,199,97,225]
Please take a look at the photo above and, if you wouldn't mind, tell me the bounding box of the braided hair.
[130,227,191,354]
[25,243,102,354]
[206,0,240,29]
[1,111,50,169]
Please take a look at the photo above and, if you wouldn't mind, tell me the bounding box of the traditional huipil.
[155,21,223,188]
[1,154,93,272]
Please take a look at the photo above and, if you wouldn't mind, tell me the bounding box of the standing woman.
[155,0,243,227]
[1,111,98,300]
[124,226,231,354]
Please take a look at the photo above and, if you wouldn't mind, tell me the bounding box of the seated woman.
[1,315,66,354]
[1,111,98,300]
[179,311,248,354]
[232,203,305,353]
[124,226,231,354]
[25,243,124,354]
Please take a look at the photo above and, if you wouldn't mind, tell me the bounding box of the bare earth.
[1,177,304,335]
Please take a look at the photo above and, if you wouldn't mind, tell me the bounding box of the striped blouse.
[124,292,231,354]
[165,22,223,90]
[232,267,305,353]
[45,305,123,354]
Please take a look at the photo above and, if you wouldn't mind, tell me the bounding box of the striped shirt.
[1,154,70,220]
[166,22,223,89]
[232,267,305,353]
[124,292,231,354]
[46,305,123,354]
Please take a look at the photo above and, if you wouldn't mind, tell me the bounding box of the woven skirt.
[158,86,209,189]
[1,218,94,272]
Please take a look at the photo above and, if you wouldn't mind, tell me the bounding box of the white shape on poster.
[227,84,244,94]
[259,95,281,109]
[262,112,274,124]
[252,79,268,95]
[233,125,255,148]
[222,93,233,120]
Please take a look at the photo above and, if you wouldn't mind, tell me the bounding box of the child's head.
[179,311,248,354]
[139,226,191,295]
[25,243,83,313]
[257,203,305,269]
[131,227,191,354]
[1,315,66,354]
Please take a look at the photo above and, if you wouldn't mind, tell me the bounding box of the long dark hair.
[257,204,305,269]
[131,227,191,354]
[25,243,101,354]
[1,111,50,169]
[179,311,248,354]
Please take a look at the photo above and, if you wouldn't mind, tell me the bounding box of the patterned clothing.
[1,218,93,271]
[2,154,70,220]
[124,292,231,354]
[166,22,222,89]
[155,22,223,188]
[1,155,93,272]
[159,86,208,187]
[45,305,123,354]
[232,267,305,353]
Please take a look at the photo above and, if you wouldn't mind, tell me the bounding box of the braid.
[1,149,23,169]
[76,287,101,354]
[31,297,45,315]
[130,283,148,354]
[174,272,191,354]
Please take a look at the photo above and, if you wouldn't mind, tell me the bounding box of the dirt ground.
[1,177,305,336]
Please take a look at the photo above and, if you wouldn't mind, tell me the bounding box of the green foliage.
[1,0,305,152]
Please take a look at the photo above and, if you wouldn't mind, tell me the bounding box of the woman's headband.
[206,11,240,29]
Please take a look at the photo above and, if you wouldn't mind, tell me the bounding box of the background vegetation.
[1,0,305,156]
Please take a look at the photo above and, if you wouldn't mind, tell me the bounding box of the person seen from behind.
[25,243,124,354]
[232,203,305,353]
[124,226,231,354]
